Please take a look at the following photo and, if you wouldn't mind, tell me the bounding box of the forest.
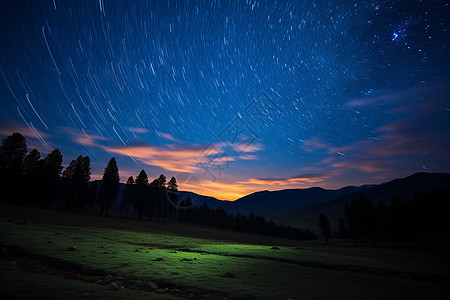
[318,189,450,247]
[0,132,316,241]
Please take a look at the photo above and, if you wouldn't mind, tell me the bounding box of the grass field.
[1,203,449,299]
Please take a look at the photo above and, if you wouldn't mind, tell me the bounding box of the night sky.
[0,0,449,200]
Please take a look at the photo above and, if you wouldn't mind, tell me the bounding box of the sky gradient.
[1,0,449,200]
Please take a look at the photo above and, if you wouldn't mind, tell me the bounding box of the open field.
[1,203,449,299]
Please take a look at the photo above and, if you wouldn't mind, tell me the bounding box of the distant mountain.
[227,187,352,218]
[105,183,232,213]
[178,191,233,210]
[109,183,364,218]
[179,184,374,219]
[274,172,450,232]
[106,172,450,232]
[180,186,370,218]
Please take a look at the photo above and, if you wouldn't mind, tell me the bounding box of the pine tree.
[98,157,120,216]
[62,155,90,210]
[148,178,159,220]
[121,176,134,218]
[0,133,27,202]
[134,170,148,219]
[0,133,27,171]
[184,195,194,222]
[87,181,98,210]
[319,213,331,245]
[40,149,63,206]
[167,176,178,222]
[338,217,348,239]
[156,174,166,221]
[22,149,41,204]
[23,149,41,174]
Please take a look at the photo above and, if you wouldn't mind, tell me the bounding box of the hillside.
[274,172,450,232]
[107,172,450,233]
[1,203,449,299]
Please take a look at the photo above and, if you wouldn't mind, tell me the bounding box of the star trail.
[0,0,449,200]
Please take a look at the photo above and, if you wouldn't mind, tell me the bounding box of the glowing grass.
[1,204,449,299]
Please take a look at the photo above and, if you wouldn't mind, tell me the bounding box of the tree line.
[318,190,449,246]
[0,132,316,241]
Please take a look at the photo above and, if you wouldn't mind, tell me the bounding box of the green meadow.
[1,203,449,299]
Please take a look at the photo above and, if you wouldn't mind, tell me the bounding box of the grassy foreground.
[1,203,449,299]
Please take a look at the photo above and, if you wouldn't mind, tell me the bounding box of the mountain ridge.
[109,172,450,230]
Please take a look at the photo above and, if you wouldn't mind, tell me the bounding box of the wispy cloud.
[0,122,48,139]
[345,83,442,108]
[129,127,149,134]
[238,173,327,186]
[301,137,328,152]
[62,127,109,147]
[0,119,53,152]
[325,83,450,179]
[158,132,183,143]
[103,141,262,173]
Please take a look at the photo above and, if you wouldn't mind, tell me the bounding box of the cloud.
[97,132,260,175]
[301,137,328,152]
[274,82,450,189]
[345,83,440,108]
[129,127,149,133]
[0,123,49,139]
[238,173,327,186]
[324,84,450,178]
[231,142,264,153]
[62,127,109,147]
[158,132,183,143]
[331,160,390,173]
[346,81,448,112]
[0,118,53,152]
[103,140,263,173]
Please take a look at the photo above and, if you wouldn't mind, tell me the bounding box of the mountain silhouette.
[274,172,450,232]
[108,172,449,232]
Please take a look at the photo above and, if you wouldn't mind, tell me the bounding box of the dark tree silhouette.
[39,149,63,206]
[98,157,120,216]
[62,155,90,210]
[23,149,41,173]
[148,179,159,220]
[337,190,450,247]
[0,133,27,170]
[87,181,98,210]
[134,170,149,220]
[167,176,178,222]
[357,193,377,246]
[156,174,166,221]
[337,217,348,239]
[319,213,331,244]
[188,203,316,241]
[178,198,185,222]
[121,176,134,218]
[22,149,41,204]
[184,195,194,222]
[0,133,27,202]
[215,207,227,228]
[344,194,377,246]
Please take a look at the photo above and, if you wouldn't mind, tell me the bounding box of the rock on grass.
[148,281,159,289]
[180,258,193,261]
[224,271,235,278]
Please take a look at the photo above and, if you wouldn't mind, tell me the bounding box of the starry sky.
[0,0,449,200]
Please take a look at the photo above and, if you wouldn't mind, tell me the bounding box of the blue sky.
[1,0,449,200]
